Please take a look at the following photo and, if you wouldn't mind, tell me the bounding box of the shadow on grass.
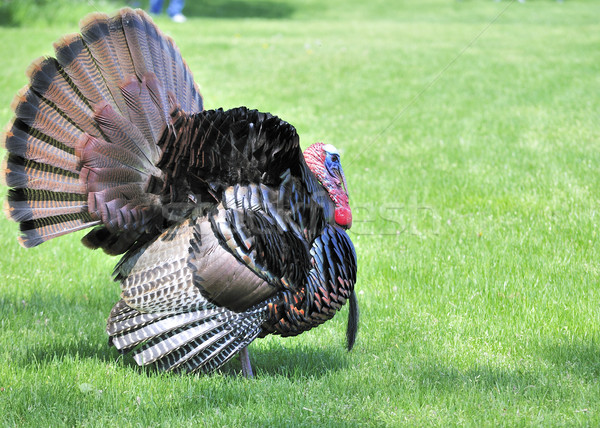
[411,360,540,393]
[402,343,600,396]
[17,339,348,379]
[538,340,600,378]
[1,291,116,367]
[6,291,349,378]
[223,343,350,378]
[17,338,116,366]
[183,0,295,19]
[127,341,350,378]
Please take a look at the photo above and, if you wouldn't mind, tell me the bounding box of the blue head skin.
[303,143,352,229]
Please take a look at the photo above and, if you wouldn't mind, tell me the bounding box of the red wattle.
[335,207,352,229]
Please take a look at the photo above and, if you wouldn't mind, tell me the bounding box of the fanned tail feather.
[3,8,203,253]
[107,299,268,373]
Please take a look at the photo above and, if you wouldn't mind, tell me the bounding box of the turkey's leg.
[239,346,254,378]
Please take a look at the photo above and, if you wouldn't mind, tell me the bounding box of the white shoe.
[171,13,187,23]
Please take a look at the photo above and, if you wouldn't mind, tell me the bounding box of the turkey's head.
[304,143,352,229]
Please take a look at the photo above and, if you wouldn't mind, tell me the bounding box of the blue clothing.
[149,0,185,17]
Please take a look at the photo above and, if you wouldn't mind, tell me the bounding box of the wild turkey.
[2,8,358,376]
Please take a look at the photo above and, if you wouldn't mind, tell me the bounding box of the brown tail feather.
[26,57,99,136]
[120,10,154,80]
[17,214,100,248]
[12,89,83,148]
[4,154,84,193]
[5,189,87,222]
[4,123,80,174]
[120,74,164,148]
[54,33,118,113]
[93,100,160,166]
[80,12,132,118]
[3,8,203,252]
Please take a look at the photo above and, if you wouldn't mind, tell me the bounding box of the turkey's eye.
[326,153,340,165]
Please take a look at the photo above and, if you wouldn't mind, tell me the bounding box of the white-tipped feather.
[163,330,233,372]
[133,320,231,366]
[111,310,221,350]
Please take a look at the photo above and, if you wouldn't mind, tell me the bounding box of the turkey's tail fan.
[107,299,267,373]
[2,8,203,254]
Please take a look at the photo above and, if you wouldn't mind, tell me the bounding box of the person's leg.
[149,0,164,14]
[166,0,185,17]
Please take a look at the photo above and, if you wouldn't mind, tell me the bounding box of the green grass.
[1,0,600,426]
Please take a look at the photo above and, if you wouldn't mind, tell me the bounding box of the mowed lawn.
[1,0,599,426]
